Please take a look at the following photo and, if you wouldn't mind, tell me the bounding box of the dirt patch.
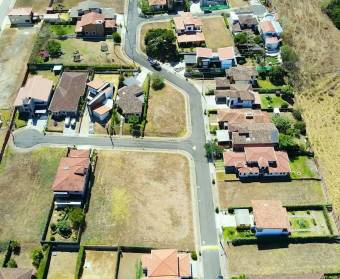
[82,250,117,279]
[228,243,340,276]
[53,0,126,13]
[11,243,36,270]
[118,252,147,279]
[82,150,194,250]
[47,252,77,279]
[145,83,187,137]
[218,180,326,209]
[0,147,66,243]
[202,17,234,51]
[140,21,171,53]
[228,0,249,8]
[0,27,37,109]
[14,0,50,13]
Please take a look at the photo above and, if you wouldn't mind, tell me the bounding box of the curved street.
[13,1,222,278]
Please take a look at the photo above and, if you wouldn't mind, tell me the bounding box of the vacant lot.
[11,243,37,270]
[14,0,50,13]
[53,0,125,13]
[47,252,77,279]
[140,21,171,53]
[228,243,340,276]
[117,252,146,279]
[82,150,194,250]
[48,39,130,66]
[202,17,234,51]
[218,180,326,208]
[0,147,66,243]
[0,27,37,108]
[82,250,117,279]
[145,83,187,138]
[228,0,249,7]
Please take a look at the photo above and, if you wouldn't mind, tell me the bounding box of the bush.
[234,33,248,44]
[268,66,285,85]
[294,121,306,135]
[281,101,289,109]
[145,29,177,61]
[47,40,62,58]
[272,115,292,134]
[10,240,20,255]
[75,246,86,279]
[191,251,198,261]
[279,133,300,152]
[7,259,17,268]
[204,140,224,160]
[36,246,51,279]
[57,220,72,238]
[69,208,85,229]
[31,248,44,268]
[50,223,57,232]
[183,0,190,11]
[151,73,165,90]
[112,32,121,44]
[324,0,340,29]
[281,44,299,71]
[292,108,303,121]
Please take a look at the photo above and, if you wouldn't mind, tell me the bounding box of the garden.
[223,227,255,241]
[289,155,320,179]
[260,94,289,109]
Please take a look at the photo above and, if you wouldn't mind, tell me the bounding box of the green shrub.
[272,115,292,134]
[75,246,85,279]
[69,208,85,230]
[50,223,57,232]
[10,240,20,255]
[294,121,306,135]
[47,40,62,58]
[281,101,289,109]
[112,32,121,44]
[151,73,165,90]
[191,251,198,261]
[36,245,51,279]
[324,0,340,29]
[7,259,17,268]
[292,108,303,121]
[57,220,72,238]
[31,248,44,268]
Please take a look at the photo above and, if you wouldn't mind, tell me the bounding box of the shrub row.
[254,88,283,94]
[74,246,85,279]
[1,241,12,267]
[36,245,51,279]
[227,204,332,213]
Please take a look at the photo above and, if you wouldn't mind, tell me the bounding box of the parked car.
[147,57,161,70]
[65,117,70,128]
[70,118,76,129]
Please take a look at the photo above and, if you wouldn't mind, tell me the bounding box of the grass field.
[82,251,117,279]
[218,180,326,208]
[228,243,340,276]
[260,94,289,109]
[257,79,282,89]
[140,21,171,53]
[145,83,187,138]
[118,252,147,279]
[48,39,130,66]
[289,155,320,178]
[14,0,49,13]
[82,150,194,250]
[47,252,77,279]
[0,147,66,243]
[202,17,234,51]
[272,0,340,222]
[53,0,126,13]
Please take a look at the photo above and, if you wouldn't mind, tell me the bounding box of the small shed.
[234,208,252,228]
[273,107,280,115]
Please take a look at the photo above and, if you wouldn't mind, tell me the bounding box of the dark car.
[147,57,161,70]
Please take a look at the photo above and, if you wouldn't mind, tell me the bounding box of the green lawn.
[290,217,313,230]
[260,94,288,109]
[257,79,282,89]
[48,25,75,36]
[223,227,254,241]
[289,156,319,179]
[265,56,280,66]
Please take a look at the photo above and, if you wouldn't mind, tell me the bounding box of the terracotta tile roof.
[196,47,213,58]
[78,11,104,26]
[69,149,90,158]
[0,268,32,279]
[215,77,230,89]
[49,72,88,113]
[52,152,90,192]
[141,249,191,278]
[148,0,167,6]
[8,8,32,16]
[269,151,290,173]
[87,78,107,90]
[223,150,246,167]
[260,20,275,33]
[226,66,258,82]
[174,12,202,30]
[218,47,235,60]
[105,19,116,28]
[177,32,205,43]
[252,200,290,230]
[217,109,270,124]
[14,75,53,107]
[244,146,276,163]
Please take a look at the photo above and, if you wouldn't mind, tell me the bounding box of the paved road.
[13,1,223,277]
[0,0,14,30]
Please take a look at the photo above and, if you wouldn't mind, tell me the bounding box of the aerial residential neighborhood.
[0,0,339,278]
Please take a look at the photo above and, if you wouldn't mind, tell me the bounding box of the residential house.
[49,72,88,118]
[174,13,205,46]
[259,17,283,51]
[52,149,91,207]
[230,11,258,34]
[225,65,258,85]
[86,78,114,122]
[148,0,167,10]
[116,85,144,121]
[69,0,116,21]
[0,268,32,279]
[233,4,268,20]
[251,200,290,236]
[8,8,33,25]
[217,109,270,129]
[75,12,116,37]
[141,249,192,278]
[196,47,237,70]
[14,75,54,117]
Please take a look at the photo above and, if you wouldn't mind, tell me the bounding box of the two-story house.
[196,47,237,70]
[116,85,144,121]
[225,65,258,85]
[174,12,205,46]
[230,11,258,34]
[259,17,283,51]
[69,0,116,21]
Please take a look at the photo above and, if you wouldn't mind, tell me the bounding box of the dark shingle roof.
[116,85,144,115]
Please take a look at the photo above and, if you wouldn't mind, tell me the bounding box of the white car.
[65,117,70,128]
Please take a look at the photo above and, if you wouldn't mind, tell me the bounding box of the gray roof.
[235,208,252,226]
[116,85,144,115]
[214,89,255,101]
[184,54,197,65]
[215,77,230,89]
[238,15,258,26]
[250,4,268,17]
[69,0,116,19]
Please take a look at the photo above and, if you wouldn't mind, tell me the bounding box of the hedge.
[1,241,12,267]
[323,206,334,235]
[140,74,151,135]
[74,246,85,279]
[36,245,51,279]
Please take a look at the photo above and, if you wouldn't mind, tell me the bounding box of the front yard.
[82,250,118,279]
[144,83,187,138]
[0,147,66,243]
[227,243,340,276]
[140,21,171,53]
[202,17,234,51]
[289,155,320,179]
[82,150,195,250]
[218,180,326,209]
[117,252,148,279]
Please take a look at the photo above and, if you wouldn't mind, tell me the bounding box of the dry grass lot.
[272,0,340,221]
[228,0,249,8]
[228,243,340,276]
[0,27,37,109]
[47,252,77,279]
[14,0,50,13]
[0,147,66,243]
[53,0,126,13]
[82,251,117,279]
[218,180,326,209]
[29,71,60,86]
[140,21,171,53]
[117,252,147,279]
[48,39,130,66]
[11,243,37,270]
[145,83,187,138]
[82,150,194,250]
[202,17,234,51]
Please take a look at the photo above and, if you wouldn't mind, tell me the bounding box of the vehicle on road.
[147,57,161,70]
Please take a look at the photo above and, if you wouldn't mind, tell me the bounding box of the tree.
[47,40,62,58]
[234,32,248,44]
[145,29,177,61]
[269,66,285,85]
[57,220,72,238]
[128,115,141,136]
[183,0,190,11]
[281,101,289,109]
[294,121,306,135]
[272,115,292,134]
[254,35,263,45]
[112,32,121,43]
[292,108,303,121]
[281,45,298,71]
[138,0,151,14]
[10,241,20,255]
[324,0,340,29]
[69,208,85,229]
[31,248,44,268]
[7,259,17,268]
[278,133,299,152]
[109,109,120,135]
[281,85,294,100]
[204,140,224,160]
[151,73,165,90]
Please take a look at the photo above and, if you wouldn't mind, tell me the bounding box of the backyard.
[0,27,37,108]
[145,83,187,138]
[257,79,283,89]
[0,147,66,243]
[140,21,171,53]
[29,70,60,86]
[47,252,77,279]
[10,243,37,270]
[117,252,147,279]
[218,180,326,209]
[260,94,290,109]
[227,243,340,276]
[82,150,195,250]
[14,0,50,13]
[289,155,320,179]
[202,17,234,51]
[82,250,118,279]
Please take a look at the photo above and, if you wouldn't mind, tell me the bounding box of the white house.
[8,8,33,25]
[43,13,61,23]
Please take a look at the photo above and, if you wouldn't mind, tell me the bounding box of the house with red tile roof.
[141,249,192,278]
[148,0,167,10]
[196,46,237,70]
[217,109,270,129]
[251,200,290,236]
[174,13,205,46]
[259,17,283,52]
[52,149,91,207]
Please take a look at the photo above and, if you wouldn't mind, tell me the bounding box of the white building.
[8,8,33,25]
